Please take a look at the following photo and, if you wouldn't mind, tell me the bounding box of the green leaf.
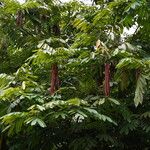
[31,118,37,126]
[30,118,46,128]
[67,98,81,106]
[134,74,147,107]
[141,112,150,119]
[84,108,116,125]
[116,58,144,69]
[22,81,26,90]
[0,74,14,90]
[36,118,46,128]
[108,98,120,105]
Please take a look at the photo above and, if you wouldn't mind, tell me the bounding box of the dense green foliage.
[0,0,150,149]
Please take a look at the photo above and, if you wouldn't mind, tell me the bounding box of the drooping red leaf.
[50,64,59,95]
[104,63,110,96]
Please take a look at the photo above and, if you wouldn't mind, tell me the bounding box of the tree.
[0,0,150,149]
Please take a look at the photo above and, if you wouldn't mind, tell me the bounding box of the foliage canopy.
[0,0,150,149]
